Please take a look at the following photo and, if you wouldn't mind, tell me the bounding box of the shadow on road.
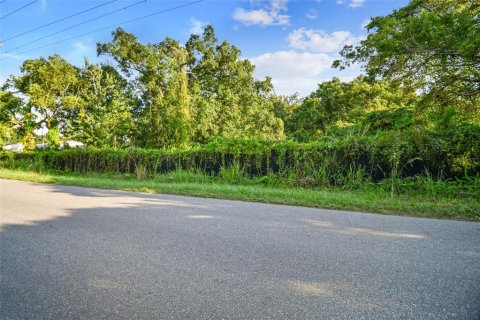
[1,181,480,319]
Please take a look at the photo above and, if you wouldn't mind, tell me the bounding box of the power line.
[2,0,119,43]
[0,1,8,5]
[0,0,38,20]
[3,0,147,54]
[3,0,203,58]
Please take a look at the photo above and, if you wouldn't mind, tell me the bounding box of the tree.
[333,0,480,115]
[98,26,284,147]
[97,28,191,148]
[3,55,83,147]
[64,61,135,148]
[270,94,300,125]
[185,25,284,142]
[286,77,415,141]
[0,90,23,145]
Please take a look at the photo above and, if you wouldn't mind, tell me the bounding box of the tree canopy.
[3,55,84,147]
[97,26,283,147]
[1,26,285,148]
[333,0,480,116]
[286,77,416,141]
[1,1,479,150]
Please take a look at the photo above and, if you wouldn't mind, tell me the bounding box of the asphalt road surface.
[1,179,479,319]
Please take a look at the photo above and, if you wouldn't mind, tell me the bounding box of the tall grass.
[1,167,479,221]
[2,155,478,201]
[219,160,245,184]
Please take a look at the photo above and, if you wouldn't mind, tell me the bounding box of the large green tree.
[0,90,24,145]
[98,26,284,147]
[64,61,135,148]
[3,54,83,147]
[333,0,480,117]
[286,77,415,141]
[185,26,283,142]
[97,28,191,148]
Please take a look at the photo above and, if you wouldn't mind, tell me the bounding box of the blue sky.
[0,0,408,96]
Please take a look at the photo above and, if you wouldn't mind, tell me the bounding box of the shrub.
[1,125,478,188]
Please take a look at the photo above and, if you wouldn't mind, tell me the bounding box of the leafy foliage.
[3,55,84,146]
[97,29,191,148]
[286,77,416,141]
[1,1,479,193]
[3,123,478,189]
[96,26,283,147]
[334,0,480,115]
[185,26,283,142]
[64,62,135,148]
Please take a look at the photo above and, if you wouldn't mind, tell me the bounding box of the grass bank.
[1,168,478,221]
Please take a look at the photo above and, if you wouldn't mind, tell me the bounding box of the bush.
[1,125,478,188]
[363,108,414,132]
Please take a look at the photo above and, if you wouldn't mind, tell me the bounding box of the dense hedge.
[2,126,479,184]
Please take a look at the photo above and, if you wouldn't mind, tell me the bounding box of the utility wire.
[2,0,119,43]
[3,0,147,54]
[2,0,203,57]
[0,0,38,20]
[0,1,8,5]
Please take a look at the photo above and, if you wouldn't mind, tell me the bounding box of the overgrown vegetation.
[0,168,478,221]
[1,0,479,218]
[1,125,479,184]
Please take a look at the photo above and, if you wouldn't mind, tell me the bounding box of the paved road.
[1,179,479,320]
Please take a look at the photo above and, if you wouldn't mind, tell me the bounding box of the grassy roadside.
[1,168,478,221]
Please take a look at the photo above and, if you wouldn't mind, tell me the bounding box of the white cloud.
[287,28,363,53]
[248,27,365,95]
[349,0,365,8]
[233,0,290,27]
[305,9,318,19]
[336,0,366,8]
[251,50,361,95]
[252,50,332,79]
[251,27,365,95]
[189,18,208,35]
